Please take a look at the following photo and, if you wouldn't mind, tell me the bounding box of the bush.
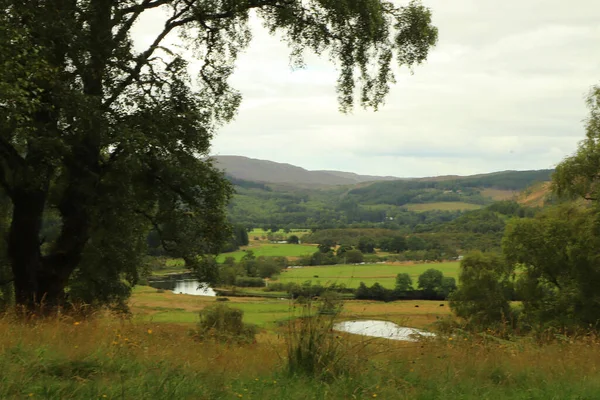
[234,276,265,287]
[194,303,256,344]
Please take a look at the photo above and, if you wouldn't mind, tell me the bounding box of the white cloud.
[132,1,600,177]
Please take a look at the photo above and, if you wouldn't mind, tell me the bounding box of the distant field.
[130,286,450,328]
[276,262,460,289]
[248,228,310,238]
[216,243,317,262]
[481,188,517,201]
[404,202,483,212]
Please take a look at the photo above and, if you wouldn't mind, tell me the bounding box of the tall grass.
[2,310,600,399]
[284,292,351,379]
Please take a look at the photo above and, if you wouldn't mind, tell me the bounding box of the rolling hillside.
[223,159,554,228]
[212,155,400,186]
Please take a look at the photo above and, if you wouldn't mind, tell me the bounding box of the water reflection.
[334,320,435,342]
[150,279,216,296]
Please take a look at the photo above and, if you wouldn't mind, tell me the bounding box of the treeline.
[355,268,457,301]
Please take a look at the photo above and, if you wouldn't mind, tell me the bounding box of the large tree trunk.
[8,189,52,308]
[8,188,91,310]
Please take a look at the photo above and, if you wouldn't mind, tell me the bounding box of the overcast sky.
[134,1,600,178]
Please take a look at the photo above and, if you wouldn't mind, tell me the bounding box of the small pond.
[334,320,435,342]
[149,279,216,297]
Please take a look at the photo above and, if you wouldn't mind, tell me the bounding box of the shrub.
[194,303,256,344]
[234,276,265,287]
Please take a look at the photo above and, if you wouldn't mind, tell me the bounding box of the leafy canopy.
[0,0,437,307]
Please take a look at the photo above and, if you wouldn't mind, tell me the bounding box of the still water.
[334,320,435,342]
[150,279,216,296]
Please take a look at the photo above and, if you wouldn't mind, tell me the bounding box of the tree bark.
[8,188,48,308]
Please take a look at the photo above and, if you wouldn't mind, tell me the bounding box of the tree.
[344,249,364,264]
[335,244,353,257]
[395,273,413,292]
[503,205,600,330]
[287,235,300,245]
[439,276,457,297]
[318,239,336,254]
[358,237,376,254]
[383,236,407,253]
[449,251,514,328]
[417,268,443,297]
[0,0,437,309]
[553,86,600,202]
[499,86,600,330]
[355,282,370,299]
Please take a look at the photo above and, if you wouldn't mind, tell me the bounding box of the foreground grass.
[276,262,460,289]
[3,312,600,399]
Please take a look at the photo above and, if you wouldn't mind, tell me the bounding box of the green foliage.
[357,237,376,253]
[504,205,600,330]
[379,235,407,252]
[343,249,364,264]
[449,251,514,329]
[553,86,600,201]
[0,0,438,308]
[346,170,552,206]
[318,240,336,253]
[195,303,256,344]
[287,235,300,244]
[417,269,444,296]
[305,229,397,246]
[234,276,266,288]
[395,273,413,292]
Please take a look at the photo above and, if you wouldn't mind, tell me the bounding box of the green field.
[216,243,317,262]
[130,286,450,328]
[404,202,483,212]
[248,228,310,238]
[276,262,460,288]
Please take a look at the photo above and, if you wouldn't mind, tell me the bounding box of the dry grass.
[2,307,600,399]
[481,188,517,201]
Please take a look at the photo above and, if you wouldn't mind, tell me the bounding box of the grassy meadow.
[276,262,460,289]
[3,288,600,399]
[130,286,450,328]
[248,229,311,239]
[10,239,595,399]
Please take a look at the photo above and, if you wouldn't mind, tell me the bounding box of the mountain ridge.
[212,155,553,187]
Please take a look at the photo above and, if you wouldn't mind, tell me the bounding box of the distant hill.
[212,155,400,186]
[345,169,554,206]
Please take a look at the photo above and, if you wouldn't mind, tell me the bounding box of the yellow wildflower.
[73,322,80,326]
[147,329,153,334]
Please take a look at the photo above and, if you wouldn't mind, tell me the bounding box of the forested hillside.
[226,169,553,229]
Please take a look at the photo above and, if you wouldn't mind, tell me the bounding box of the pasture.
[275,261,460,289]
[248,228,311,238]
[130,286,450,328]
[216,243,317,262]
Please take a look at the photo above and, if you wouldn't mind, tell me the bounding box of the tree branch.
[118,0,173,16]
[104,0,296,108]
[104,3,195,108]
[134,208,177,253]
